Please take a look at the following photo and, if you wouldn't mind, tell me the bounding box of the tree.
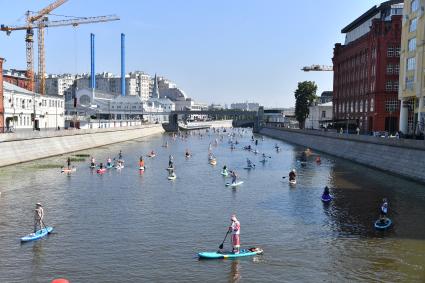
[294,81,318,129]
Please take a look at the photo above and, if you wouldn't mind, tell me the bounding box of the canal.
[0,129,424,282]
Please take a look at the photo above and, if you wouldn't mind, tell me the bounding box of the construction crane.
[1,0,119,94]
[301,65,333,72]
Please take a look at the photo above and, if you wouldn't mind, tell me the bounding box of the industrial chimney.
[90,33,95,89]
[121,33,125,96]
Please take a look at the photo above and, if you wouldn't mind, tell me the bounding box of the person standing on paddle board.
[323,186,330,197]
[34,203,44,233]
[107,157,112,167]
[139,157,145,168]
[66,157,71,169]
[169,155,174,168]
[289,169,296,181]
[380,198,389,218]
[230,171,238,184]
[118,150,123,161]
[90,156,96,167]
[229,214,241,254]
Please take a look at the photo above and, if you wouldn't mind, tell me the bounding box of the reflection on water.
[0,129,424,282]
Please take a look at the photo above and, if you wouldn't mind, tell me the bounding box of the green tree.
[294,81,318,129]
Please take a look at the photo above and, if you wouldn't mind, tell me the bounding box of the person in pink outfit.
[229,214,240,254]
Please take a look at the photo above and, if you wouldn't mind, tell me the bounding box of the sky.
[0,0,381,107]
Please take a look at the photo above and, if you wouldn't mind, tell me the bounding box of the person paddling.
[107,157,112,167]
[222,165,228,174]
[246,158,254,168]
[118,150,123,161]
[169,155,174,168]
[99,163,104,170]
[380,198,389,220]
[34,203,45,233]
[90,156,96,168]
[323,186,330,197]
[66,157,71,169]
[139,157,145,168]
[289,169,296,181]
[229,214,241,254]
[230,170,238,184]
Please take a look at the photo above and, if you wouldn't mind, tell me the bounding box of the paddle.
[219,230,230,250]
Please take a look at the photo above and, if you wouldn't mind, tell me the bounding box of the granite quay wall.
[0,124,164,167]
[260,126,425,184]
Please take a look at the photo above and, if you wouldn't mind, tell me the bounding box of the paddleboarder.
[66,157,71,169]
[118,150,123,161]
[380,198,389,218]
[139,157,145,169]
[229,214,241,254]
[289,169,296,182]
[90,156,96,168]
[34,203,44,233]
[107,157,112,167]
[322,186,330,197]
[169,155,174,168]
[230,170,238,184]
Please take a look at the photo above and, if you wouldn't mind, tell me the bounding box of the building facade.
[2,81,65,131]
[305,102,333,130]
[398,0,425,135]
[3,69,31,91]
[231,102,260,111]
[0,58,4,131]
[333,0,403,134]
[44,74,76,97]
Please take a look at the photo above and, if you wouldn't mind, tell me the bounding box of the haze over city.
[1,0,377,107]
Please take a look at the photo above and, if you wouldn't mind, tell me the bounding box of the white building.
[305,101,333,130]
[46,71,151,101]
[3,81,65,131]
[44,74,76,97]
[65,88,174,129]
[231,102,260,111]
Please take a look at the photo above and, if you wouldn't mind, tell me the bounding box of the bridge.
[162,108,265,132]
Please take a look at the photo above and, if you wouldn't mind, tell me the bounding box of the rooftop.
[341,0,403,33]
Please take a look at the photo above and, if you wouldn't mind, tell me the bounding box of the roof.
[341,0,403,33]
[319,101,333,107]
[3,81,63,99]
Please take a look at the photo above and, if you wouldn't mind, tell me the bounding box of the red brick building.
[333,0,403,134]
[0,57,4,132]
[3,69,31,91]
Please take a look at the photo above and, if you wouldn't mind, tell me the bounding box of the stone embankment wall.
[0,125,164,167]
[260,127,425,183]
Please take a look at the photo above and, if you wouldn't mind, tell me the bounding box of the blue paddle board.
[198,248,263,259]
[374,218,392,230]
[21,226,53,242]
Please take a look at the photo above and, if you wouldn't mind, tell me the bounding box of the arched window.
[365,100,369,113]
[370,98,374,112]
[360,100,363,112]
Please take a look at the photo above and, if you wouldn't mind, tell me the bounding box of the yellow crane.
[1,0,119,94]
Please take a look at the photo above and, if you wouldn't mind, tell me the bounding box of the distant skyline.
[1,1,380,107]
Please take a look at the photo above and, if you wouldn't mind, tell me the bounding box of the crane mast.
[1,0,119,95]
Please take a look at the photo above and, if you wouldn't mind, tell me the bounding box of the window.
[411,0,419,12]
[355,101,358,112]
[394,64,400,74]
[387,46,394,57]
[393,81,399,92]
[371,64,376,76]
[395,46,400,57]
[365,100,369,112]
[408,37,416,52]
[370,98,374,112]
[350,101,353,113]
[360,100,364,112]
[407,57,416,71]
[386,81,393,91]
[387,64,393,74]
[385,99,399,112]
[406,77,414,90]
[409,18,417,32]
[321,111,326,118]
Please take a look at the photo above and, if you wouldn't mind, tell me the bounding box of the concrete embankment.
[260,127,425,184]
[0,124,164,167]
